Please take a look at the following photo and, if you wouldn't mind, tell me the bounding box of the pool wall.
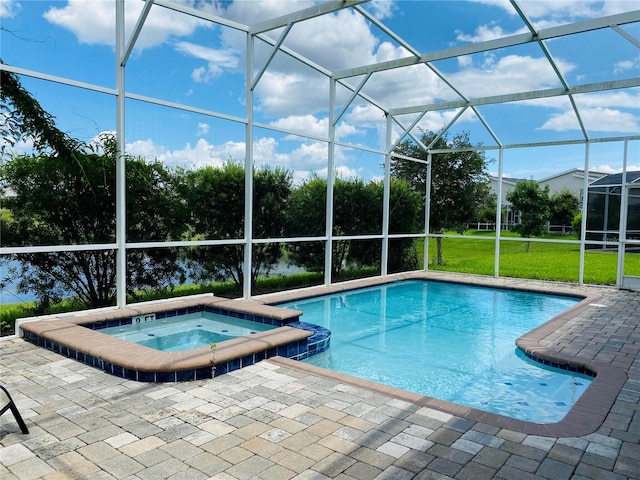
[18,294,330,382]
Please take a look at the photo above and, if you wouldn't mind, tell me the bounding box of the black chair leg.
[1,385,29,434]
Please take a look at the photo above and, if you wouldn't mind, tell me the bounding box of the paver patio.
[1,276,639,480]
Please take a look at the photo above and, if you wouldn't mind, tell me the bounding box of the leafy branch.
[0,58,83,158]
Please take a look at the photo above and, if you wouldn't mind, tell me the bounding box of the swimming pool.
[96,312,277,352]
[278,279,592,423]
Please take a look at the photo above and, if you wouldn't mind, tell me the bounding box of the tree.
[477,193,498,224]
[380,178,422,272]
[286,175,359,279]
[178,163,292,292]
[285,175,327,275]
[506,180,550,251]
[347,179,421,273]
[1,60,81,158]
[285,176,421,279]
[391,130,492,265]
[549,189,580,230]
[1,134,185,309]
[1,63,189,309]
[572,213,583,239]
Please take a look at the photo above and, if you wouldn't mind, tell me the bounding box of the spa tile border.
[19,295,321,382]
[258,271,628,438]
[84,303,301,332]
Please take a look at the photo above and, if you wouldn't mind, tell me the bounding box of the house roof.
[589,171,640,187]
[538,168,609,184]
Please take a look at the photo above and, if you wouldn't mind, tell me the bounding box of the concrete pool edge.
[17,294,315,382]
[255,271,627,437]
[514,295,628,437]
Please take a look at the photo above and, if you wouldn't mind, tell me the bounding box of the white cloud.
[575,90,640,109]
[251,39,418,118]
[215,0,315,25]
[216,2,408,117]
[512,90,640,111]
[289,141,329,169]
[360,64,453,111]
[419,109,478,132]
[123,133,352,182]
[282,8,380,71]
[457,55,473,68]
[0,0,20,18]
[457,1,637,44]
[614,55,640,75]
[126,137,232,169]
[539,108,639,133]
[373,41,410,63]
[253,136,290,168]
[467,0,635,20]
[125,138,159,159]
[43,0,211,50]
[4,137,34,156]
[529,90,640,133]
[520,0,636,19]
[389,109,478,146]
[335,164,360,180]
[255,71,329,116]
[174,41,240,82]
[268,114,364,141]
[345,105,386,126]
[255,137,360,182]
[456,23,527,43]
[196,122,209,135]
[367,0,396,20]
[592,164,640,174]
[269,115,323,137]
[447,55,574,98]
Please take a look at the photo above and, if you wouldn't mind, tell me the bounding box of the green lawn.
[422,231,640,285]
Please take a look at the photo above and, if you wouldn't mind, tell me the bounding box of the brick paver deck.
[2,274,639,480]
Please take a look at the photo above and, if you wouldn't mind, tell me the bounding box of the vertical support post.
[423,153,432,270]
[616,140,629,287]
[578,142,590,285]
[381,114,392,276]
[603,187,610,248]
[324,79,336,285]
[244,32,254,299]
[115,0,127,307]
[494,147,504,277]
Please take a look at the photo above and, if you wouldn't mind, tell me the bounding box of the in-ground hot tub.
[94,311,280,352]
[18,294,330,382]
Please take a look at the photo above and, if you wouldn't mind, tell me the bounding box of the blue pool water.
[279,280,592,423]
[98,312,276,352]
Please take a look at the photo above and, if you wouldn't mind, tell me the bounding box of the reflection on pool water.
[98,312,276,352]
[279,280,592,423]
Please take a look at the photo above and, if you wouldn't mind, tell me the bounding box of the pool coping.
[254,271,628,437]
[18,294,315,381]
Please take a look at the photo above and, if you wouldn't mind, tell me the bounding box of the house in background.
[487,168,609,230]
[538,168,608,205]
[488,176,526,227]
[585,171,640,246]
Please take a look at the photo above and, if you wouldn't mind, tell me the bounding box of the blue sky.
[1,0,639,183]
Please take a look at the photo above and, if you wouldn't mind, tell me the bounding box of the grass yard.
[423,231,640,285]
